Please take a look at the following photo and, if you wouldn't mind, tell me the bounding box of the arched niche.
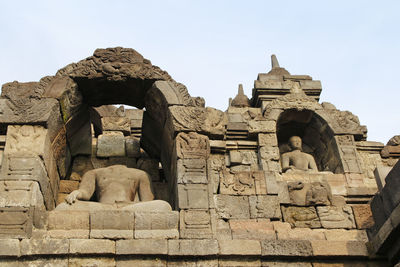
[48,48,202,209]
[276,109,344,173]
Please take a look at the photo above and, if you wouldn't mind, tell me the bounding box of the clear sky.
[0,1,399,143]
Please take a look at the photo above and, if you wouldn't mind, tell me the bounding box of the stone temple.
[0,47,399,266]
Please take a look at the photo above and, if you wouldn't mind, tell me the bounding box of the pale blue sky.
[0,1,399,143]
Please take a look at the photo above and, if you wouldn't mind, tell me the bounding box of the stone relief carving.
[287,181,332,206]
[176,132,210,159]
[220,170,255,195]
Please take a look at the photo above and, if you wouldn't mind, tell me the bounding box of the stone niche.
[0,49,390,266]
[277,109,343,173]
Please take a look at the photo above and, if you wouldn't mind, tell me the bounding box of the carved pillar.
[175,132,213,238]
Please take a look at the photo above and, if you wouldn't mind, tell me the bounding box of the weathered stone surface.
[219,239,261,255]
[258,133,278,146]
[169,106,226,136]
[168,239,219,256]
[324,229,368,242]
[20,239,69,255]
[178,184,209,209]
[176,132,210,159]
[58,180,79,194]
[311,240,368,256]
[180,209,212,239]
[135,211,178,230]
[69,257,115,267]
[0,153,54,210]
[249,195,281,219]
[374,165,392,190]
[101,116,130,135]
[4,125,49,159]
[69,239,115,254]
[0,239,20,256]
[168,258,218,267]
[0,90,62,140]
[117,257,166,267]
[177,158,207,184]
[0,207,33,238]
[317,206,356,229]
[65,108,92,156]
[116,239,167,255]
[97,131,126,157]
[134,211,179,239]
[90,210,134,239]
[259,146,280,161]
[208,155,224,194]
[248,120,275,134]
[125,136,141,157]
[230,219,276,240]
[261,239,313,256]
[287,181,332,206]
[213,217,232,240]
[220,170,256,195]
[220,257,261,267]
[281,206,321,228]
[276,227,325,241]
[48,229,89,239]
[90,210,134,229]
[261,261,312,267]
[351,204,374,229]
[48,210,89,230]
[214,195,250,219]
[0,181,44,208]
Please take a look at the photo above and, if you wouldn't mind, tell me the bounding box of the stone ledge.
[261,240,313,257]
[0,239,20,257]
[69,239,115,255]
[168,239,219,256]
[219,239,261,255]
[311,240,369,257]
[116,239,168,255]
[20,239,69,255]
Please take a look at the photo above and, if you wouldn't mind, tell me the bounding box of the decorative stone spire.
[231,84,250,107]
[271,54,280,68]
[266,54,290,76]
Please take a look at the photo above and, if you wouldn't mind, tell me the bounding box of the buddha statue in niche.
[56,165,171,212]
[281,136,318,173]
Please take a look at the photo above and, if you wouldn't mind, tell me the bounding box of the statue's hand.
[65,190,81,205]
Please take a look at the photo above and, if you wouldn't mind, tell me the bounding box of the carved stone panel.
[219,170,255,195]
[176,132,210,159]
[208,155,225,194]
[281,206,321,228]
[249,195,282,219]
[178,184,209,209]
[214,195,250,219]
[0,153,54,210]
[287,181,332,206]
[0,181,44,208]
[0,207,33,238]
[335,135,363,173]
[179,210,212,239]
[4,125,49,156]
[177,158,207,184]
[101,116,130,135]
[317,205,356,229]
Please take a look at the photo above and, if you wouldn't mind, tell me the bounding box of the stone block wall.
[0,48,393,265]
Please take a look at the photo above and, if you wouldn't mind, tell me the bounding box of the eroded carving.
[176,132,210,159]
[281,136,318,173]
[57,165,171,212]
